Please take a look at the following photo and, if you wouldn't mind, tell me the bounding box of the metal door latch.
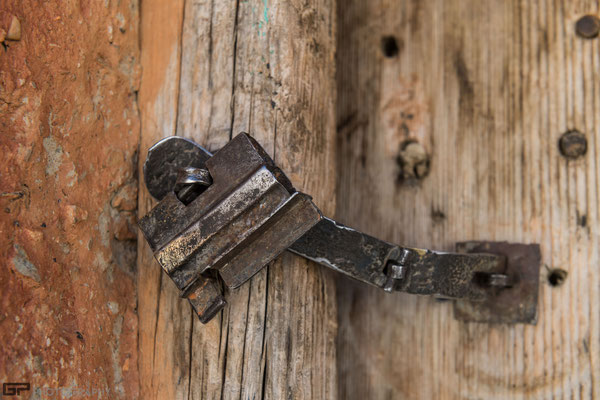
[139,133,542,324]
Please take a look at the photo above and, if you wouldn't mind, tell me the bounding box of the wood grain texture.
[336,0,599,399]
[137,0,189,399]
[138,0,338,399]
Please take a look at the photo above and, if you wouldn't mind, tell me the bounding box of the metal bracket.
[454,241,541,324]
[139,134,321,322]
[139,133,542,325]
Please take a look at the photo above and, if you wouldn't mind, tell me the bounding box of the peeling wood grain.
[137,0,187,399]
[336,0,599,399]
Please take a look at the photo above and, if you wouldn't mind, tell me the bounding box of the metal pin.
[176,167,212,186]
[487,273,512,288]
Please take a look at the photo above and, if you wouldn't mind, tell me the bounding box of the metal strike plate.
[453,241,542,324]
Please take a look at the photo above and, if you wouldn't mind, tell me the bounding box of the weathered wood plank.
[137,0,189,399]
[336,0,599,399]
[138,1,338,398]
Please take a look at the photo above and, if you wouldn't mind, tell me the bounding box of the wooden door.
[336,0,599,398]
[3,0,598,399]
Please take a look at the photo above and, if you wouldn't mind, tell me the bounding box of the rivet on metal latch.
[383,249,409,292]
[139,133,542,325]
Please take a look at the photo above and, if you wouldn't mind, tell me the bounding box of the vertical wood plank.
[137,0,188,399]
[138,0,338,398]
[336,0,599,398]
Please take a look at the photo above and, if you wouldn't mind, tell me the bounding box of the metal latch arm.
[289,217,507,301]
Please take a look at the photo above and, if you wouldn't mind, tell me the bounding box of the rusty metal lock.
[139,134,321,322]
[139,133,542,324]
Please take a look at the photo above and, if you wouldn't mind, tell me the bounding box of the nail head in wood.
[559,130,587,159]
[575,15,600,38]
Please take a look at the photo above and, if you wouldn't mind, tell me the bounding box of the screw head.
[576,15,600,38]
[559,130,587,159]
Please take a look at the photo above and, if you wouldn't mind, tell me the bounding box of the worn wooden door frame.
[137,0,338,399]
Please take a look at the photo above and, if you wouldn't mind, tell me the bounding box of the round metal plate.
[143,137,213,201]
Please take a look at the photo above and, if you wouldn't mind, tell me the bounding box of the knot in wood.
[396,140,430,183]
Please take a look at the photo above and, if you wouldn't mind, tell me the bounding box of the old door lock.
[139,133,541,325]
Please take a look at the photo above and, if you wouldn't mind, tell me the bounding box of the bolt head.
[559,130,587,159]
[576,15,600,39]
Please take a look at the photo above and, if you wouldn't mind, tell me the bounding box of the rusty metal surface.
[143,136,212,201]
[217,192,321,288]
[139,133,321,322]
[454,241,542,324]
[289,218,506,301]
[186,272,226,324]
